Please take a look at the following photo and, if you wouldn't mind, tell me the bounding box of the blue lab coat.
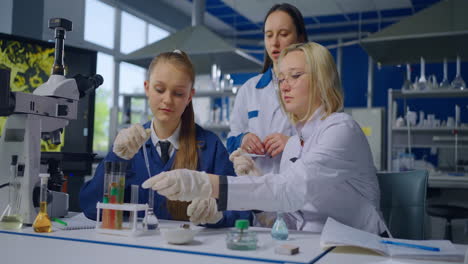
[80,122,252,227]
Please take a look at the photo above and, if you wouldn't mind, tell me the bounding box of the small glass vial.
[271,212,289,240]
[33,173,52,233]
[226,220,257,250]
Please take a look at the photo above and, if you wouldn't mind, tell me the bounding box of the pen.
[51,218,68,226]
[380,240,440,252]
[246,154,267,158]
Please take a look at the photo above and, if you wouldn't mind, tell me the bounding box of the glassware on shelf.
[401,64,413,91]
[429,75,438,90]
[451,56,466,90]
[413,75,419,89]
[439,58,451,89]
[416,57,430,90]
[221,74,232,92]
[211,64,222,91]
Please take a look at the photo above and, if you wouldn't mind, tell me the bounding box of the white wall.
[0,0,13,34]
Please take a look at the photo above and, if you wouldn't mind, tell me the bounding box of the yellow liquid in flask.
[33,202,52,233]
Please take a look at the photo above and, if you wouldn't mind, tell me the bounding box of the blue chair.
[377,170,428,240]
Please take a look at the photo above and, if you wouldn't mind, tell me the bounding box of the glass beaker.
[0,157,23,230]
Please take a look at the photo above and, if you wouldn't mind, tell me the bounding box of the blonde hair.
[277,42,343,124]
[147,50,198,171]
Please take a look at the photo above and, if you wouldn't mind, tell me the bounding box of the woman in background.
[227,3,308,227]
[80,50,251,227]
[228,3,308,172]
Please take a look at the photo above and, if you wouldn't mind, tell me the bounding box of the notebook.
[52,213,96,230]
[320,218,465,262]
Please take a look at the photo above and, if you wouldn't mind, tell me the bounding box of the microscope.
[0,18,103,224]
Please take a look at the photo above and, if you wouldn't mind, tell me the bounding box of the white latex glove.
[228,148,245,161]
[187,198,223,225]
[229,148,263,176]
[113,124,151,160]
[141,169,212,201]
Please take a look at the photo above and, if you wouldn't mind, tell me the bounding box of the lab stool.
[426,205,468,241]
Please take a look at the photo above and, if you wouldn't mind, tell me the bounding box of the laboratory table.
[0,219,467,264]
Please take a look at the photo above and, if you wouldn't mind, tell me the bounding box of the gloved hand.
[187,198,223,225]
[229,148,263,176]
[113,124,151,160]
[141,169,212,201]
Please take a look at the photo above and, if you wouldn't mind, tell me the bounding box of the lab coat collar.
[296,106,325,141]
[149,119,181,150]
[255,67,273,89]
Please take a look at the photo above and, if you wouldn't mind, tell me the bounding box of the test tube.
[101,162,112,229]
[129,185,139,221]
[112,162,127,229]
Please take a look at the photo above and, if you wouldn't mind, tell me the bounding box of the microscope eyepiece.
[73,74,104,98]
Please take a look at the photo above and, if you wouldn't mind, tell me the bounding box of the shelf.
[201,123,230,132]
[393,144,468,149]
[392,127,468,132]
[391,88,468,99]
[120,90,236,99]
[193,90,235,97]
[120,93,146,99]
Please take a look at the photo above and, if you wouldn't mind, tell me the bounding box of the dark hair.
[262,3,308,73]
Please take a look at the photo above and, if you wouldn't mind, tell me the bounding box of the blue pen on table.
[381,240,440,252]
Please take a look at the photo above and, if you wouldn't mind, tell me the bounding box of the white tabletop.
[1,219,466,264]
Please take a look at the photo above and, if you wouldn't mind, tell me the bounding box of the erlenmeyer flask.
[271,212,288,240]
[451,56,466,90]
[439,58,451,89]
[0,158,23,230]
[401,64,413,91]
[417,57,430,90]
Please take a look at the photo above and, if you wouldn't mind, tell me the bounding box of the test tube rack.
[96,202,149,236]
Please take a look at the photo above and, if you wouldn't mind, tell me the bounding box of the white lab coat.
[226,108,388,234]
[227,68,294,175]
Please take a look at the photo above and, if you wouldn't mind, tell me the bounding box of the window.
[84,0,115,49]
[93,52,114,153]
[148,24,169,44]
[120,11,146,54]
[119,62,145,94]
